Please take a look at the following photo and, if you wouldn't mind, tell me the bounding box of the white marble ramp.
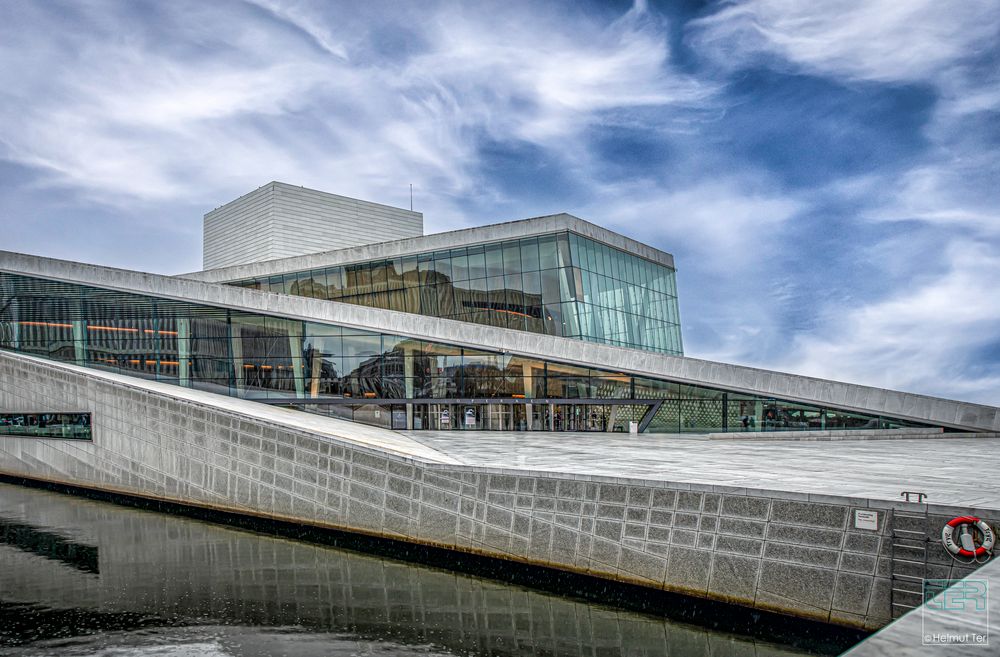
[23,358,461,464]
[404,431,1000,511]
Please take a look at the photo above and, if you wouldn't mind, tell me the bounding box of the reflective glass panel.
[0,272,936,435]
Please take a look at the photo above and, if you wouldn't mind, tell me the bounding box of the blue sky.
[1,0,999,404]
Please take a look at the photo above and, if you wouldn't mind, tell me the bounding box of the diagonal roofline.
[1,249,997,432]
[205,180,421,216]
[181,212,675,284]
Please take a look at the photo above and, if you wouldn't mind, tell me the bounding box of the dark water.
[0,482,858,657]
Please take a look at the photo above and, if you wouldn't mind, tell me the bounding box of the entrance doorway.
[483,403,529,431]
[554,404,611,431]
[408,401,653,432]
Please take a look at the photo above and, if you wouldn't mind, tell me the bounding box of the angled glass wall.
[0,272,929,433]
[225,231,683,355]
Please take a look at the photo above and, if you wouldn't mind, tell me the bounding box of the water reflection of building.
[0,483,822,657]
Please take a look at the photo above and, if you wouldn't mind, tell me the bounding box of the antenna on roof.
[409,183,413,211]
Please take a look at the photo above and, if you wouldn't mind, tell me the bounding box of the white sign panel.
[855,510,878,531]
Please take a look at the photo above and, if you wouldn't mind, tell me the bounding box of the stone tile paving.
[404,431,1000,510]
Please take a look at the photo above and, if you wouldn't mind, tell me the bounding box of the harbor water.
[0,482,862,656]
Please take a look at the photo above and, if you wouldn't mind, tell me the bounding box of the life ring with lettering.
[941,516,995,557]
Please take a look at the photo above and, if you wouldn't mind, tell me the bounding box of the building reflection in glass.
[228,231,684,355]
[0,272,929,434]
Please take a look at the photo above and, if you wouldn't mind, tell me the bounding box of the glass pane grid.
[224,231,683,356]
[1,271,934,435]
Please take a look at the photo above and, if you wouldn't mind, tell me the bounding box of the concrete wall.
[3,250,998,432]
[203,182,423,270]
[3,351,994,630]
[202,184,273,271]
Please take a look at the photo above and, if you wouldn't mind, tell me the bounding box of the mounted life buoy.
[942,516,995,557]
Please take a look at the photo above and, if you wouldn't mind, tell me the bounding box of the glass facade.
[226,231,683,355]
[0,272,930,434]
[0,412,92,440]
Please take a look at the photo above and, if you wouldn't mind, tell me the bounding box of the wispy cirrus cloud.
[680,0,1000,402]
[0,0,711,212]
[0,0,998,403]
[687,0,1000,84]
[579,176,807,364]
[779,238,1000,405]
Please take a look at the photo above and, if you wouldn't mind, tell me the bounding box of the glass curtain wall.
[566,233,681,354]
[0,272,928,433]
[227,232,684,355]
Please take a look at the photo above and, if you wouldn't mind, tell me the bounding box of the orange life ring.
[942,516,995,557]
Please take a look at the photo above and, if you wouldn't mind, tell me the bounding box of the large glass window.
[227,231,684,355]
[0,272,932,434]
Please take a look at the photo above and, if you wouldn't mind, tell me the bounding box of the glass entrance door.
[487,403,512,431]
[460,404,485,430]
[553,404,612,431]
[512,404,528,431]
[531,404,550,430]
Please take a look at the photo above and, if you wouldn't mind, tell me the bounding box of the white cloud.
[402,1,713,146]
[246,0,350,59]
[683,0,1000,403]
[0,0,710,218]
[585,178,803,269]
[689,0,1000,84]
[0,2,353,202]
[869,159,1000,234]
[2,0,998,405]
[777,239,1000,404]
[576,177,806,364]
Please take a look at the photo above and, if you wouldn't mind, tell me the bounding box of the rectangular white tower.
[203,182,423,270]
